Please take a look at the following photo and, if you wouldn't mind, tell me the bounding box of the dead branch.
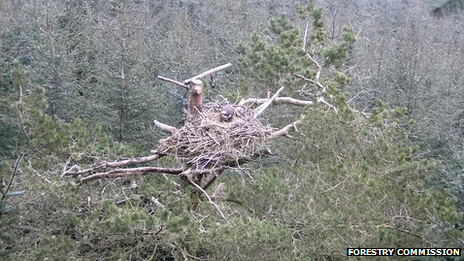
[269,119,304,139]
[306,53,324,89]
[157,76,189,89]
[317,97,338,113]
[154,120,178,133]
[63,153,163,176]
[181,169,228,222]
[240,93,337,114]
[158,63,232,90]
[253,86,285,118]
[77,166,183,185]
[184,63,232,84]
[307,53,322,71]
[77,166,225,186]
[239,96,314,107]
[293,73,327,92]
[303,20,310,51]
[383,224,431,245]
[201,171,219,189]
[10,224,41,232]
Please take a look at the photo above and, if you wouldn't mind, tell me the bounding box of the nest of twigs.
[157,103,274,169]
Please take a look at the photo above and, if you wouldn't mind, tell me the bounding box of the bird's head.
[220,105,235,120]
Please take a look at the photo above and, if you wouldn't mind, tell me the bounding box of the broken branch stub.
[187,79,203,121]
[253,86,285,118]
[154,120,177,133]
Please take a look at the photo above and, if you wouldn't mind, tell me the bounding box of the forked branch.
[270,118,304,139]
[181,169,228,222]
[253,86,285,118]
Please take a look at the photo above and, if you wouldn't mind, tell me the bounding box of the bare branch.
[303,20,310,50]
[1,153,24,201]
[383,224,431,245]
[306,53,322,70]
[200,171,220,189]
[253,86,285,118]
[10,224,40,232]
[317,97,338,113]
[184,63,232,84]
[154,120,178,133]
[269,119,304,139]
[293,73,327,92]
[77,166,183,185]
[157,76,188,89]
[63,154,163,176]
[181,169,228,223]
[240,96,314,107]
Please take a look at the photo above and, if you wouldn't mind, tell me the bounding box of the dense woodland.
[1,0,464,260]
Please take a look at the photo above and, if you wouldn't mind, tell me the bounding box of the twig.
[10,224,40,232]
[206,132,221,146]
[27,162,52,184]
[317,97,338,113]
[1,153,24,201]
[322,178,346,193]
[182,170,228,223]
[185,253,207,260]
[17,83,31,141]
[201,171,220,189]
[383,224,431,244]
[303,20,310,51]
[293,73,327,92]
[307,53,322,71]
[139,225,164,235]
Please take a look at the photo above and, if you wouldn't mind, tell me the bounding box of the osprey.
[220,105,235,122]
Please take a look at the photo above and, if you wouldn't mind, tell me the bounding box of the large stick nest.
[157,103,274,169]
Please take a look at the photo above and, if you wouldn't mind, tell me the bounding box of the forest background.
[1,0,464,260]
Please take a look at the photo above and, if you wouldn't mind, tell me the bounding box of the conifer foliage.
[432,0,464,18]
[230,3,462,259]
[0,2,463,261]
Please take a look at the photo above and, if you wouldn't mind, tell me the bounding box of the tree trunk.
[187,79,203,121]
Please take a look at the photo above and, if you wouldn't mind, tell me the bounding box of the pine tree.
[225,3,463,258]
[432,0,464,18]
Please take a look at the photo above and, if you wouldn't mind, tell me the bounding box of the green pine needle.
[432,0,464,18]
